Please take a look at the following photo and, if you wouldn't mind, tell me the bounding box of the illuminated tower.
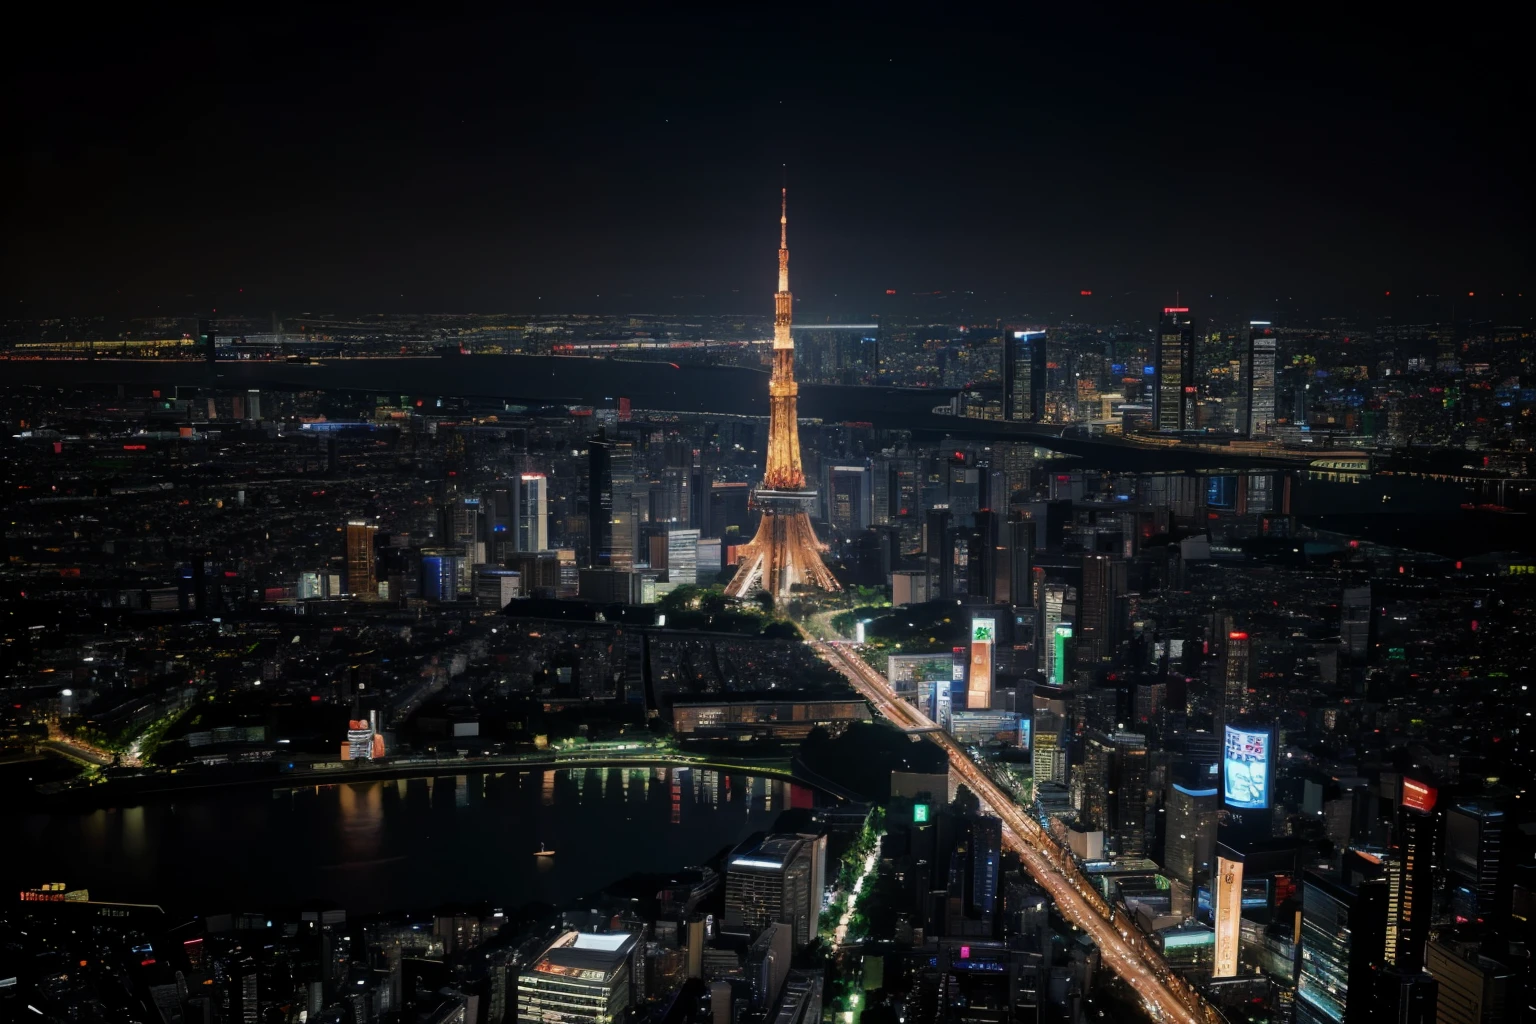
[726,191,841,598]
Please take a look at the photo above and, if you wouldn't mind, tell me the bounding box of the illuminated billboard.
[913,803,930,824]
[1223,724,1272,809]
[1213,855,1243,978]
[967,617,995,710]
[1402,777,1438,813]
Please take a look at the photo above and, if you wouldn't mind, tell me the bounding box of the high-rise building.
[746,924,792,1011]
[1425,939,1512,1024]
[1154,307,1196,432]
[1031,685,1070,788]
[1077,553,1114,665]
[1341,585,1373,661]
[823,463,871,535]
[1295,870,1389,1024]
[588,430,635,568]
[1000,517,1035,607]
[1039,584,1073,681]
[1393,779,1442,971]
[723,833,828,949]
[473,566,522,609]
[517,930,640,1024]
[1246,321,1278,437]
[421,547,465,602]
[924,507,953,601]
[724,191,840,598]
[1445,802,1505,925]
[1222,631,1252,726]
[1164,781,1219,913]
[346,520,377,598]
[1003,328,1047,422]
[517,473,549,552]
[1080,731,1149,858]
[664,528,700,585]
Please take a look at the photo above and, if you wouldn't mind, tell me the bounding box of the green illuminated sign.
[913,804,930,823]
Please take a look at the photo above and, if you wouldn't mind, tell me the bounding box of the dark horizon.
[5,10,1529,319]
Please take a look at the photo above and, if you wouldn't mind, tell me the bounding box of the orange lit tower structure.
[726,191,841,599]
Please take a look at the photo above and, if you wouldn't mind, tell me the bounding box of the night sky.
[5,9,1528,319]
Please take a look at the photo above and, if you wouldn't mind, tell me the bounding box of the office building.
[346,520,377,598]
[516,473,549,552]
[1003,328,1047,422]
[1247,321,1278,437]
[1165,781,1219,907]
[1077,553,1114,664]
[588,430,635,567]
[1295,870,1389,1024]
[723,833,828,949]
[421,547,466,602]
[746,923,791,1011]
[1425,940,1511,1024]
[1393,779,1441,971]
[1445,802,1504,925]
[472,566,522,609]
[516,930,640,1024]
[1154,306,1196,432]
[1080,731,1149,858]
[1031,685,1070,787]
[1222,631,1252,726]
[823,463,871,535]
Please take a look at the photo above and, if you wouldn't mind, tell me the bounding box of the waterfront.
[6,767,817,916]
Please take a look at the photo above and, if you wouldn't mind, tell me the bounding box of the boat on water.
[535,845,555,857]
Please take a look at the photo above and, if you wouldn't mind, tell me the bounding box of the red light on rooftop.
[885,289,897,295]
[1468,291,1475,297]
[1229,631,1249,640]
[1080,289,1093,296]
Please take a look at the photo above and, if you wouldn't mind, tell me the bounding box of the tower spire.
[780,187,788,251]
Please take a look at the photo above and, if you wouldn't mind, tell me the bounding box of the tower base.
[724,509,841,599]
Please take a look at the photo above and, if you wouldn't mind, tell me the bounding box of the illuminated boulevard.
[811,637,1222,1024]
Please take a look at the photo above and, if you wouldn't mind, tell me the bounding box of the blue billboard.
[1223,724,1273,809]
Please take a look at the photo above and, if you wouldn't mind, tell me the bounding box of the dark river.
[6,767,819,916]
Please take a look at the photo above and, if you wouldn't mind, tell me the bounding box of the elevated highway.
[812,638,1225,1024]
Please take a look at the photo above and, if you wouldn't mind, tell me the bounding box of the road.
[813,638,1222,1024]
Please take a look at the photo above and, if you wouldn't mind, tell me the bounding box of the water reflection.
[7,768,814,916]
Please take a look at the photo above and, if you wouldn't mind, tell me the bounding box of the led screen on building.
[967,617,995,710]
[1223,724,1272,809]
[1402,777,1438,813]
[1051,624,1073,686]
[1213,855,1243,978]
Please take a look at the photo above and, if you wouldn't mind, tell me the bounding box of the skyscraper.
[1031,684,1070,788]
[1445,802,1505,925]
[1296,870,1389,1024]
[517,931,640,1024]
[1222,630,1252,726]
[1393,779,1442,971]
[823,463,871,535]
[1003,328,1047,422]
[1247,321,1278,437]
[517,473,549,552]
[1081,731,1149,858]
[725,191,840,598]
[1155,306,1196,432]
[346,520,377,598]
[1077,553,1114,665]
[723,833,828,949]
[587,429,624,566]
